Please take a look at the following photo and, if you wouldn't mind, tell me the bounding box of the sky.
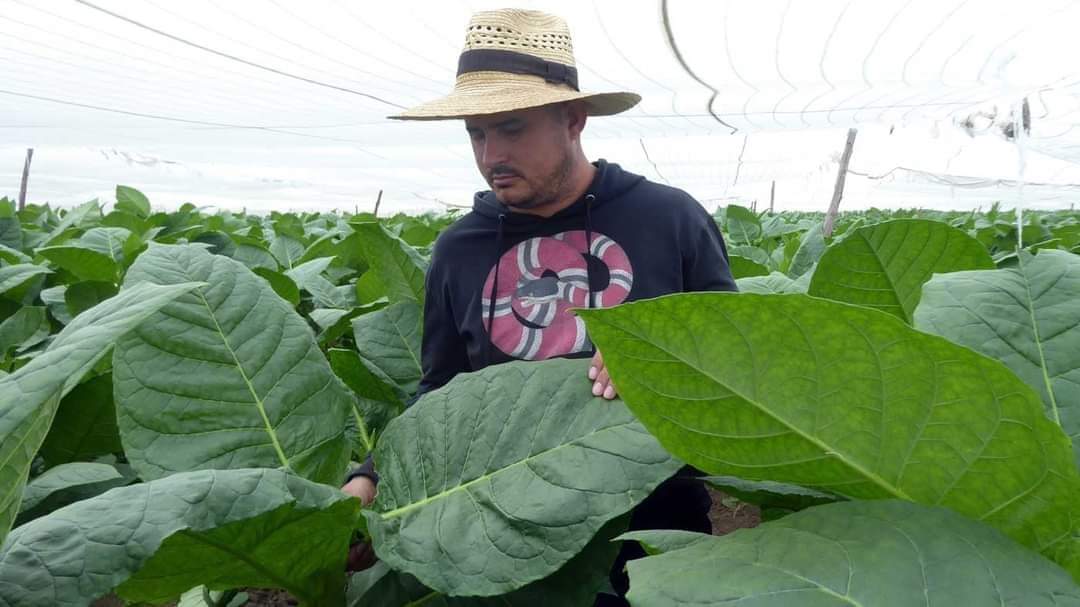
[2,0,1079,215]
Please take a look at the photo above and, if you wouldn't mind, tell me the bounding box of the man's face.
[465,104,577,211]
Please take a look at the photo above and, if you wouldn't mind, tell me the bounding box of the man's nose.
[480,136,508,169]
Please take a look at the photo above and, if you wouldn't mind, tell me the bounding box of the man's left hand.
[588,350,618,400]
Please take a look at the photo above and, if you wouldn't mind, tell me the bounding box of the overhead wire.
[70,0,408,109]
[327,0,457,77]
[798,0,853,128]
[658,0,738,134]
[769,0,798,129]
[0,26,358,126]
[590,0,708,132]
[263,0,451,91]
[850,0,973,125]
[8,0,379,118]
[0,88,390,158]
[638,138,670,185]
[824,0,915,127]
[202,0,435,98]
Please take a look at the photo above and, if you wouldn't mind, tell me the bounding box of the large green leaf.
[624,500,1080,606]
[269,234,305,269]
[914,249,1080,463]
[352,300,423,395]
[348,514,630,606]
[702,475,838,517]
[0,306,49,357]
[0,264,50,297]
[15,461,132,526]
[36,244,120,283]
[38,374,123,466]
[363,358,681,596]
[0,468,359,607]
[64,280,119,317]
[41,200,100,247]
[728,255,769,279]
[809,219,994,323]
[579,293,1080,577]
[0,280,199,546]
[724,205,762,244]
[113,244,356,485]
[252,266,301,307]
[77,226,137,264]
[328,348,403,452]
[0,218,22,252]
[787,222,825,278]
[284,256,334,291]
[352,222,427,306]
[115,185,152,218]
[736,271,806,294]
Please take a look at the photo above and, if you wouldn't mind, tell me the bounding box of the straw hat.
[388,8,641,120]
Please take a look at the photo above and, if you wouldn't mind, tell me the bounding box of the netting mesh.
[1,0,1078,213]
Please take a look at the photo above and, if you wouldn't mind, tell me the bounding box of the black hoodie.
[416,158,737,394]
[348,159,736,598]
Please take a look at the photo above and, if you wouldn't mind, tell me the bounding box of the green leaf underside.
[625,500,1080,606]
[0,469,358,607]
[0,264,50,296]
[737,271,806,295]
[37,245,120,283]
[914,249,1080,465]
[0,281,200,546]
[352,300,423,395]
[347,514,630,606]
[729,255,770,279]
[351,223,427,306]
[809,219,994,323]
[38,374,122,465]
[113,244,355,485]
[702,475,839,512]
[363,358,681,596]
[578,292,1080,577]
[724,205,763,244]
[16,462,129,524]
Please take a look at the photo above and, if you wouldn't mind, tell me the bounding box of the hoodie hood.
[470,158,645,230]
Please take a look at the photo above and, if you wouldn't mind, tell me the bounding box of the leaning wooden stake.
[17,148,33,211]
[823,129,857,238]
[373,189,383,218]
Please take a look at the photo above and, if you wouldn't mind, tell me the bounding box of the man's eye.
[469,131,485,142]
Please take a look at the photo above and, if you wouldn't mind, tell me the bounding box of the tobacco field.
[0,185,1078,606]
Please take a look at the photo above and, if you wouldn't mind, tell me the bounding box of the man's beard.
[493,150,574,210]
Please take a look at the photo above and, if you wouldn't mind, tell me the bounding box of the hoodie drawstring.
[584,193,596,310]
[486,212,506,366]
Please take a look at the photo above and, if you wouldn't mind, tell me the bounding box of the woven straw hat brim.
[387,72,640,121]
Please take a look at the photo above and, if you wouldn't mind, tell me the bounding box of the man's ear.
[566,100,588,140]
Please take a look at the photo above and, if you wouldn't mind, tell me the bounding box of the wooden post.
[17,148,33,212]
[373,189,383,217]
[823,129,857,238]
[769,180,775,213]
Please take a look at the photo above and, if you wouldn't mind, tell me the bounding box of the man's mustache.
[488,165,521,179]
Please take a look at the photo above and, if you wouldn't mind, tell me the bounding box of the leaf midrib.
[376,418,643,519]
[1018,254,1061,425]
[594,310,913,503]
[196,289,290,470]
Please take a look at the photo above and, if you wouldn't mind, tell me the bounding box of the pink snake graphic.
[481,230,634,360]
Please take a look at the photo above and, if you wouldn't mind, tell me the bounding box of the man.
[343,8,736,603]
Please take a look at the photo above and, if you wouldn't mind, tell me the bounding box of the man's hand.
[342,476,378,506]
[588,350,618,400]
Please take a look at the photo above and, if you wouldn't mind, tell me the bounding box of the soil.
[91,487,759,606]
[707,486,762,535]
